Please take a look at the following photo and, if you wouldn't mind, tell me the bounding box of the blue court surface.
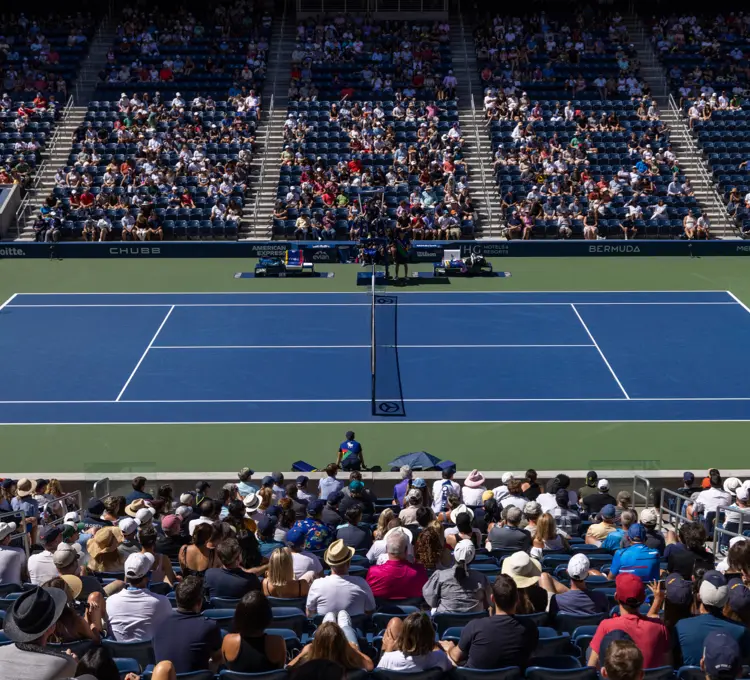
[2,290,750,424]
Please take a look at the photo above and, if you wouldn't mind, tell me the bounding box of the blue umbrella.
[387,451,442,471]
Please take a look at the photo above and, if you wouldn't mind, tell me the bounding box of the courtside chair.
[643,667,676,680]
[48,639,94,657]
[270,607,308,637]
[533,629,573,657]
[553,613,607,636]
[219,670,290,680]
[211,597,242,609]
[525,668,598,680]
[202,608,236,631]
[102,639,155,669]
[433,610,489,635]
[266,596,307,610]
[115,658,140,679]
[676,668,705,680]
[453,668,524,680]
[143,671,214,680]
[372,669,446,680]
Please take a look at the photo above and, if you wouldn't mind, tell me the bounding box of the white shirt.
[306,573,375,616]
[367,538,415,565]
[461,486,486,507]
[377,650,453,672]
[0,545,26,585]
[492,485,510,502]
[106,587,172,641]
[537,492,558,514]
[188,517,213,537]
[27,550,58,585]
[431,479,461,512]
[292,551,323,579]
[695,487,733,515]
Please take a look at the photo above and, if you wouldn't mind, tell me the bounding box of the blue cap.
[271,472,284,483]
[703,631,742,678]
[349,480,364,492]
[286,526,306,546]
[665,573,693,606]
[307,499,324,516]
[628,523,647,542]
[257,515,276,535]
[683,471,695,484]
[601,504,616,519]
[411,478,426,489]
[296,476,309,486]
[265,505,282,518]
[261,476,273,487]
[327,492,344,505]
[1,479,15,489]
[727,578,750,615]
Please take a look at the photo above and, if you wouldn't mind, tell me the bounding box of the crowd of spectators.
[0,462,749,680]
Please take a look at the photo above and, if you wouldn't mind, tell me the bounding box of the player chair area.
[1,290,750,425]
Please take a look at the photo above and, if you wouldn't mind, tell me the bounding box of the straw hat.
[125,499,149,517]
[324,539,355,567]
[87,526,124,559]
[501,551,542,588]
[450,504,475,524]
[16,478,36,498]
[60,575,83,600]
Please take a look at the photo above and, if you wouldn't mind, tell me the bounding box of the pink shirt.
[366,559,428,599]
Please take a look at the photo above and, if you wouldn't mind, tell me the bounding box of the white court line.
[0,293,18,312]
[9,289,732,296]
[151,344,596,350]
[6,302,739,308]
[571,304,630,400]
[726,290,750,316]
[115,306,175,402]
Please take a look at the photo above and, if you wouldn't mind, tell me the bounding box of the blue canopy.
[387,451,442,471]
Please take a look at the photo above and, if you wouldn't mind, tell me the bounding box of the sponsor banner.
[1,240,749,259]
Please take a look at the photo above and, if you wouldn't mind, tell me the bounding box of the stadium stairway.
[241,7,296,241]
[451,14,502,239]
[625,15,737,238]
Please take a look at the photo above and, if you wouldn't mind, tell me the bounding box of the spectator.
[0,586,77,678]
[153,575,222,673]
[156,514,188,560]
[502,551,552,614]
[492,472,515,503]
[53,543,105,601]
[189,499,218,537]
[601,637,644,680]
[368,525,415,565]
[76,646,142,680]
[287,526,324,578]
[462,470,487,507]
[522,501,542,538]
[675,570,750,666]
[288,616,374,672]
[28,525,63,585]
[237,467,258,497]
[374,509,397,541]
[432,467,461,513]
[292,500,333,551]
[87,525,126,574]
[306,539,375,617]
[378,611,453,671]
[550,554,609,616]
[639,508,666,554]
[665,522,714,579]
[221,591,287,673]
[296,475,317,504]
[726,578,750,626]
[522,469,542,501]
[487,506,532,552]
[649,573,694,631]
[336,505,373,551]
[445,508,482,549]
[414,508,451,571]
[117,517,141,560]
[536,477,561,513]
[0,521,25,586]
[285,483,309,520]
[583,479,618,515]
[616,491,633,518]
[319,464,344,501]
[204,537,260,600]
[257,516,285,557]
[321,491,344,528]
[587,505,619,546]
[694,471,733,516]
[579,471,600,501]
[399,489,425,525]
[99,496,124,525]
[588,573,671,669]
[126,475,153,503]
[106,552,172,641]
[602,509,637,553]
[179,522,220,577]
[439,574,539,669]
[531,512,570,557]
[262,546,314,599]
[337,430,365,471]
[340,480,374,520]
[609,523,660,582]
[551,488,580,536]
[701,631,744,680]
[423,538,491,613]
[367,529,427,600]
[393,465,412,508]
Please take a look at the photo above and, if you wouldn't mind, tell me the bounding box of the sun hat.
[700,570,729,608]
[324,539,355,567]
[453,539,476,565]
[16,478,36,498]
[125,499,149,517]
[501,551,542,588]
[464,470,486,488]
[724,477,742,495]
[2,587,68,642]
[135,508,154,526]
[450,504,475,524]
[118,518,138,535]
[87,526,124,559]
[124,552,155,580]
[703,631,742,679]
[60,575,83,600]
[0,522,17,541]
[567,553,591,580]
[243,492,260,512]
[665,573,693,606]
[615,573,646,606]
[385,525,413,544]
[52,543,80,570]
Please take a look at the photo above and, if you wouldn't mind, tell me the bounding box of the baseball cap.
[261,476,274,487]
[665,573,693,606]
[63,511,78,525]
[627,523,647,542]
[683,471,695,485]
[597,478,610,491]
[411,478,426,489]
[615,573,646,605]
[406,488,422,503]
[349,480,364,492]
[196,481,211,493]
[601,504,616,519]
[327,491,344,505]
[1,479,15,489]
[286,526,306,546]
[555,488,569,506]
[271,472,284,484]
[639,508,658,526]
[586,471,598,485]
[0,522,17,541]
[257,515,277,535]
[453,539,476,565]
[179,493,193,505]
[86,498,105,515]
[238,467,254,479]
[523,501,541,516]
[52,543,80,569]
[736,486,749,502]
[700,571,729,608]
[501,472,514,484]
[307,499,324,516]
[724,477,742,495]
[161,514,182,533]
[296,476,309,486]
[703,631,742,679]
[118,518,138,535]
[40,525,61,543]
[135,508,154,526]
[124,552,155,580]
[567,553,591,580]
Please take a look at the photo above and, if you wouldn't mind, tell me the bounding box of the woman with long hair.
[531,513,569,558]
[522,469,541,500]
[275,506,296,543]
[262,547,314,598]
[423,539,492,613]
[139,525,177,586]
[287,618,374,671]
[374,508,396,541]
[179,522,219,577]
[237,529,266,574]
[377,611,452,671]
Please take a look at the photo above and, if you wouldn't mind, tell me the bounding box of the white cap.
[597,478,610,491]
[175,505,192,519]
[118,518,138,535]
[737,486,750,502]
[730,535,748,548]
[135,508,154,526]
[501,472,514,484]
[63,511,78,525]
[124,552,155,580]
[640,508,659,526]
[0,522,16,541]
[243,492,260,512]
[179,493,193,505]
[724,477,742,495]
[567,553,591,580]
[453,539,476,565]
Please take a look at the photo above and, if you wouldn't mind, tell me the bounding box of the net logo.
[108,247,162,256]
[312,251,330,261]
[736,245,750,253]
[0,247,26,257]
[588,245,641,254]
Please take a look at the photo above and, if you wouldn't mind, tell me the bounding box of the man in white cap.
[724,481,748,526]
[117,517,141,561]
[0,522,25,586]
[492,472,515,503]
[639,508,665,555]
[549,553,608,616]
[582,479,617,516]
[106,552,172,641]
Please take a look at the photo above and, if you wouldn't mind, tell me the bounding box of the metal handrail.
[712,504,750,556]
[253,94,275,237]
[632,475,651,510]
[0,509,30,557]
[44,490,83,526]
[93,477,111,500]
[658,488,693,532]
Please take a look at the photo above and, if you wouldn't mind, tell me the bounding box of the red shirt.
[590,613,671,669]
[365,559,427,600]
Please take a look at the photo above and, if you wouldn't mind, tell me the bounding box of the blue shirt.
[339,439,362,460]
[610,543,660,582]
[318,476,344,501]
[675,613,750,666]
[601,528,625,553]
[152,609,222,674]
[237,481,259,497]
[11,497,39,518]
[393,479,409,507]
[291,518,332,551]
[125,490,154,504]
[550,589,609,616]
[258,538,285,558]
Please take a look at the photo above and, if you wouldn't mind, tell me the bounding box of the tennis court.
[3,288,750,426]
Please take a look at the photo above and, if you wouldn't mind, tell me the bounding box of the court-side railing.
[712,504,750,556]
[93,477,111,500]
[0,509,30,557]
[658,488,693,532]
[632,475,651,511]
[44,490,83,526]
[252,94,275,236]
